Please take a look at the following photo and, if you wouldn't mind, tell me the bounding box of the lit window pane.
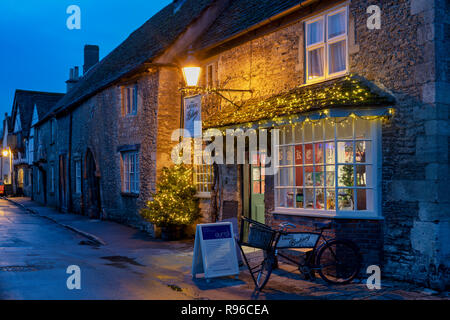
[277,189,286,207]
[355,119,371,139]
[304,122,312,142]
[326,189,336,210]
[295,145,303,165]
[328,11,346,39]
[296,189,304,208]
[329,40,347,74]
[315,188,325,210]
[304,144,314,164]
[314,166,324,186]
[315,143,324,163]
[287,190,295,208]
[280,167,294,186]
[326,166,335,187]
[338,142,354,163]
[338,189,354,210]
[337,119,353,139]
[253,181,261,194]
[308,47,324,79]
[305,189,314,208]
[285,126,293,144]
[338,165,354,187]
[325,142,335,164]
[313,120,323,140]
[307,19,324,45]
[325,120,335,140]
[355,141,370,163]
[356,165,371,187]
[295,167,303,186]
[294,125,303,143]
[304,170,314,186]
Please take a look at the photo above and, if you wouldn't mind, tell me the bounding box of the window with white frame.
[305,6,348,82]
[122,151,139,194]
[275,117,379,217]
[75,160,82,194]
[122,84,138,116]
[193,153,213,194]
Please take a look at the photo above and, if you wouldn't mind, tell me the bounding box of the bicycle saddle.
[314,221,333,230]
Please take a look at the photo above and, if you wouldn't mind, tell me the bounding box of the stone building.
[181,0,448,290]
[7,90,63,198]
[32,0,230,233]
[21,0,448,290]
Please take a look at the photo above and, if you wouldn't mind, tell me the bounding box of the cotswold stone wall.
[350,0,449,289]
[201,0,449,288]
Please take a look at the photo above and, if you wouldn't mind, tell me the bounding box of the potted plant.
[140,165,200,240]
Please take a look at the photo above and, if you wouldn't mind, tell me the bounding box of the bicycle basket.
[239,217,276,250]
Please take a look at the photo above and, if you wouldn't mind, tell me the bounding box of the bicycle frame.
[272,229,331,271]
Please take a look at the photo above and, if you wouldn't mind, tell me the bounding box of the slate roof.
[45,0,216,121]
[11,90,64,138]
[195,0,306,50]
[203,75,396,128]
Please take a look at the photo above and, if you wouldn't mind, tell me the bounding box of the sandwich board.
[192,222,239,281]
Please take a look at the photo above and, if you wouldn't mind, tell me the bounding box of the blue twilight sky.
[0,0,172,118]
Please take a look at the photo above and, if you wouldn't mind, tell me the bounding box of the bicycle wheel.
[316,239,361,284]
[255,253,275,291]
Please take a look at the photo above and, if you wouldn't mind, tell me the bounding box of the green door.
[251,154,265,224]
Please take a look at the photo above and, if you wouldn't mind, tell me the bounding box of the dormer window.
[305,5,348,83]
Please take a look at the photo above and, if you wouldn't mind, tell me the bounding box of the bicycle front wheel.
[255,253,275,291]
[316,239,361,284]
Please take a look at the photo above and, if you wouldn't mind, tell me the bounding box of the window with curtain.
[275,117,380,218]
[305,6,348,82]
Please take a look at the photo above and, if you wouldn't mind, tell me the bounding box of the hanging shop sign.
[192,222,240,281]
[184,95,202,138]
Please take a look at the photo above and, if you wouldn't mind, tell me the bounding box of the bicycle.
[236,217,362,291]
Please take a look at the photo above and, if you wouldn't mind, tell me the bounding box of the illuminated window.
[194,153,213,194]
[275,117,380,217]
[305,6,348,82]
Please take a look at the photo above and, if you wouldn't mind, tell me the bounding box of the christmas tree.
[141,165,200,227]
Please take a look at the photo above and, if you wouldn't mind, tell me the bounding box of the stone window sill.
[272,208,383,220]
[121,192,139,198]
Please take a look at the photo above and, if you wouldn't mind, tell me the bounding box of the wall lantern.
[182,52,201,87]
[2,149,9,157]
[180,51,253,107]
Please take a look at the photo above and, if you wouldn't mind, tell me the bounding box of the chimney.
[65,67,79,92]
[83,45,99,75]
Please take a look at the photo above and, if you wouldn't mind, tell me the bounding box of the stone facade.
[196,0,449,289]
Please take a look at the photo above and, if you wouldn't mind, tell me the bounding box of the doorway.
[250,153,266,224]
[85,149,101,219]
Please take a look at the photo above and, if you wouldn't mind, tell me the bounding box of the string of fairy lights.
[198,74,395,131]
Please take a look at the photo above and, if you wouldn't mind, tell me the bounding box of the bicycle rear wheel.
[316,239,361,284]
[255,253,275,291]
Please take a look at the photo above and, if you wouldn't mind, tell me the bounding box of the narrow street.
[0,198,446,300]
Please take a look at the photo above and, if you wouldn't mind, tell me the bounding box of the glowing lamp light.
[182,67,201,87]
[182,51,201,87]
[2,150,8,157]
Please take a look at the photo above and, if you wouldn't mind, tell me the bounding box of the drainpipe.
[68,113,73,212]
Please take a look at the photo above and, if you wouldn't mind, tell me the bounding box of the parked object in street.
[237,217,362,291]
